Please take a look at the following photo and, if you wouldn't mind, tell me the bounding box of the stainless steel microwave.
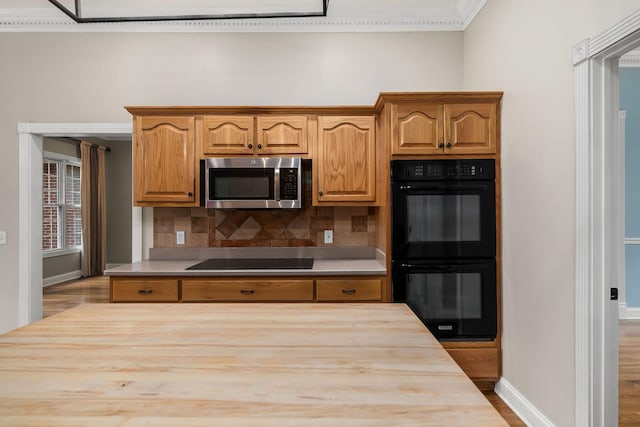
[201,157,302,209]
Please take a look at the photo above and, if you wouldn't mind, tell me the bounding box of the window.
[42,154,82,254]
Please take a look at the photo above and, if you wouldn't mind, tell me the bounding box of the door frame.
[573,10,640,426]
[17,122,136,326]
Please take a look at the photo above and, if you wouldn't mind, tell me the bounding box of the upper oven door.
[392,179,495,259]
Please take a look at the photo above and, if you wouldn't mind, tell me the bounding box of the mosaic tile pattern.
[153,204,377,249]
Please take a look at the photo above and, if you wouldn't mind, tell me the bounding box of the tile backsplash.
[153,205,377,248]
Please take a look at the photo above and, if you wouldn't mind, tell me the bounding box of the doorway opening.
[17,123,139,326]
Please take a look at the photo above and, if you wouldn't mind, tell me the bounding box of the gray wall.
[105,139,132,265]
[0,31,463,333]
[463,1,640,425]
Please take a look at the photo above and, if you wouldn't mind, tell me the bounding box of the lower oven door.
[392,259,497,340]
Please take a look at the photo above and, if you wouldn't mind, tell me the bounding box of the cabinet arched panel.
[134,116,196,205]
[200,115,254,155]
[394,104,443,154]
[257,115,308,154]
[316,116,375,203]
[445,104,496,154]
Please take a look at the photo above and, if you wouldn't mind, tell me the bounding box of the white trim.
[573,52,592,427]
[43,247,81,259]
[42,270,82,287]
[495,378,555,427]
[574,8,640,426]
[18,122,137,328]
[619,303,640,320]
[0,2,491,33]
[618,111,626,315]
[625,238,640,244]
[18,132,43,327]
[43,150,81,163]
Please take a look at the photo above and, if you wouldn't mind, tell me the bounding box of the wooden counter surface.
[0,303,507,426]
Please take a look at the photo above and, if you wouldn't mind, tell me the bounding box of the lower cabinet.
[442,343,500,383]
[110,276,384,303]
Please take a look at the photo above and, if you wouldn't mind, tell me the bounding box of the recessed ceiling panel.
[48,0,329,22]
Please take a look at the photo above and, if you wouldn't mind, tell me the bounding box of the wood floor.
[64,277,640,426]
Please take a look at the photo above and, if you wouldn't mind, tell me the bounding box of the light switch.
[176,231,185,245]
[0,231,6,245]
[324,230,333,244]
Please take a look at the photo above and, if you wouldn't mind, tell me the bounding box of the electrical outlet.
[176,231,185,245]
[0,231,6,245]
[324,230,333,244]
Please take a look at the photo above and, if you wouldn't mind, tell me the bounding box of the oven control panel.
[391,159,495,181]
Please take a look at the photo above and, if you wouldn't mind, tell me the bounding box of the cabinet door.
[444,103,497,155]
[256,115,308,155]
[134,116,197,205]
[392,104,444,155]
[316,279,382,302]
[199,115,254,155]
[316,116,376,203]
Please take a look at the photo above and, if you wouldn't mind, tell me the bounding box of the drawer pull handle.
[137,289,153,295]
[240,289,255,295]
[342,289,357,295]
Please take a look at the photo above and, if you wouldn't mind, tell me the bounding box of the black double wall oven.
[391,159,497,340]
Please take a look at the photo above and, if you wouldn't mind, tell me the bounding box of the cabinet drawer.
[182,279,314,302]
[445,348,500,381]
[316,279,382,302]
[111,279,179,302]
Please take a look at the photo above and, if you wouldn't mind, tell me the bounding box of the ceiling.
[0,0,489,32]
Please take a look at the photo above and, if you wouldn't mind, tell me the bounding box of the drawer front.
[182,279,314,302]
[111,279,179,302]
[316,279,382,302]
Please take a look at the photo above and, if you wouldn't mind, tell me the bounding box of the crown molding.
[0,6,477,32]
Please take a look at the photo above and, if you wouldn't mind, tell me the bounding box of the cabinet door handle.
[257,144,263,149]
[240,289,255,295]
[318,191,323,196]
[188,192,193,197]
[248,143,253,149]
[446,142,452,148]
[342,289,356,295]
[438,142,444,148]
[137,289,153,295]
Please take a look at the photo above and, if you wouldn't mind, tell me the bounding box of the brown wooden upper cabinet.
[392,103,497,155]
[199,115,308,156]
[314,116,376,204]
[133,116,198,206]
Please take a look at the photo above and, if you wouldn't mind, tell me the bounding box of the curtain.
[80,141,107,277]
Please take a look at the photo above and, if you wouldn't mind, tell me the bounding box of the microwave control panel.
[280,168,299,200]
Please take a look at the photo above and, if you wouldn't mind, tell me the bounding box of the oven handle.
[399,183,491,191]
[399,263,490,271]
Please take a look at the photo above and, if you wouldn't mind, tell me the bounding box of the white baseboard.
[619,302,640,319]
[495,377,555,427]
[42,270,82,287]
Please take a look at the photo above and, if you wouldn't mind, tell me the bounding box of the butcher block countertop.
[0,303,507,426]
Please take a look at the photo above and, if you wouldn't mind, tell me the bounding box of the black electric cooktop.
[186,257,314,270]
